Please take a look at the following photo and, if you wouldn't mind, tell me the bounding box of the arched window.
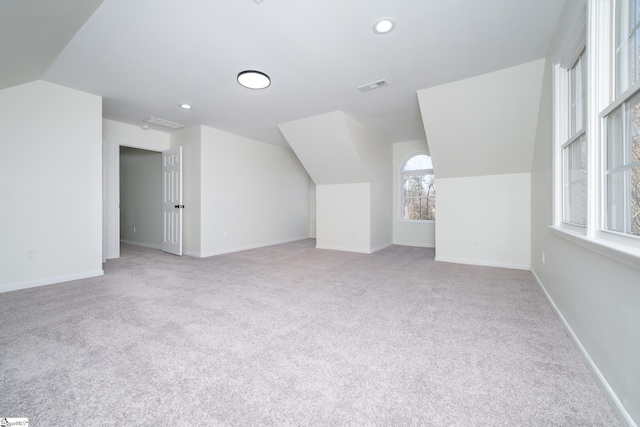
[401,154,435,221]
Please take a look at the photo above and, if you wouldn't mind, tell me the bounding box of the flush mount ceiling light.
[237,70,271,89]
[179,104,192,110]
[373,17,396,34]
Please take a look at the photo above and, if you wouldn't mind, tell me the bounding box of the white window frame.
[598,0,640,247]
[561,49,588,228]
[400,153,435,223]
[553,5,588,236]
[552,0,640,272]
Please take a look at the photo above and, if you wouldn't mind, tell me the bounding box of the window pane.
[633,166,640,235]
[419,199,429,220]
[401,159,435,221]
[563,136,587,226]
[617,0,640,96]
[403,155,433,171]
[570,61,577,136]
[570,52,586,136]
[632,94,640,163]
[581,52,587,130]
[607,170,627,232]
[427,197,436,220]
[607,106,624,170]
[403,198,420,220]
[425,174,436,197]
[403,174,423,197]
[402,196,436,221]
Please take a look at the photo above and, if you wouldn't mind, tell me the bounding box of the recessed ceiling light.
[237,70,271,89]
[179,104,192,109]
[373,17,396,34]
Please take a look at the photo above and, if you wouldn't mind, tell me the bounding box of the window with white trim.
[604,93,640,235]
[563,50,588,226]
[401,154,435,221]
[552,0,640,268]
[604,0,640,237]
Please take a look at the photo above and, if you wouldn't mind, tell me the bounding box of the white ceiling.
[2,0,566,148]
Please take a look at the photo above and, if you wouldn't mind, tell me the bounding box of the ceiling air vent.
[357,79,389,93]
[143,117,185,130]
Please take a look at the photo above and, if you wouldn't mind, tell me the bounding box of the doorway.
[119,146,162,250]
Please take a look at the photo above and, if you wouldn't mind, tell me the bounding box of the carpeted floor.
[1,240,620,426]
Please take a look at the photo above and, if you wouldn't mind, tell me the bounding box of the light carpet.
[0,240,620,426]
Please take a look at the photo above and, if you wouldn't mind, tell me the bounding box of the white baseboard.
[120,239,162,250]
[0,270,104,294]
[189,236,311,258]
[531,268,636,427]
[371,242,393,253]
[435,256,530,271]
[314,242,393,254]
[392,241,436,248]
[315,244,373,254]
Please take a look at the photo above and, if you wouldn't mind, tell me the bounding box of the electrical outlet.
[26,249,38,261]
[473,237,481,246]
[223,232,228,238]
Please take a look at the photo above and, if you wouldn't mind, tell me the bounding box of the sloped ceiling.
[279,111,368,185]
[417,59,546,179]
[0,0,103,90]
[1,0,565,148]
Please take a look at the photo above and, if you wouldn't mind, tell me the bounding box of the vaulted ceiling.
[1,0,565,148]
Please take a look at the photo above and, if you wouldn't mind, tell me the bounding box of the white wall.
[173,126,310,258]
[531,1,640,424]
[418,59,545,179]
[103,119,170,259]
[436,173,531,270]
[279,111,368,185]
[417,57,543,269]
[392,139,436,248]
[346,115,392,252]
[119,147,162,249]
[316,183,371,253]
[309,181,317,238]
[0,81,102,292]
[280,111,392,253]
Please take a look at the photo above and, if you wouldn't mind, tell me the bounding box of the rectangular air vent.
[144,117,185,130]
[357,79,389,93]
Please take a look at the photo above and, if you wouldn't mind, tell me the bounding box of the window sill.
[549,225,640,272]
[397,220,435,226]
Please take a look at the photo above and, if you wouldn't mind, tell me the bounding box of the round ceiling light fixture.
[237,70,271,89]
[179,103,193,109]
[373,17,396,34]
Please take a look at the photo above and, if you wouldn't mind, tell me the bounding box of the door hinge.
[175,205,185,209]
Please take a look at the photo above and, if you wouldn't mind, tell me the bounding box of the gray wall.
[120,146,162,249]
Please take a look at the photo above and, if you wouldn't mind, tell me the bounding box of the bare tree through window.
[401,154,435,221]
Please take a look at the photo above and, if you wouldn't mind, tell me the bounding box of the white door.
[162,146,183,255]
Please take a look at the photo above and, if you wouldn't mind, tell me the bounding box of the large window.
[605,94,640,236]
[563,50,588,226]
[553,0,640,266]
[604,0,640,237]
[401,154,435,221]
